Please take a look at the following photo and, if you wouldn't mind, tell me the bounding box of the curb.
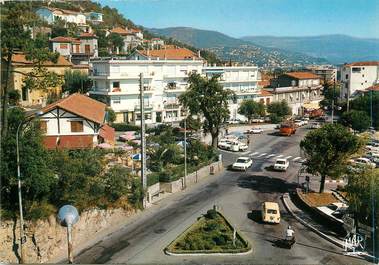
[164,247,253,256]
[281,193,346,249]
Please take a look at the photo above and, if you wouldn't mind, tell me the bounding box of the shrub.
[270,113,282,123]
[213,234,226,245]
[204,221,220,232]
[147,173,160,186]
[206,209,218,219]
[112,123,140,131]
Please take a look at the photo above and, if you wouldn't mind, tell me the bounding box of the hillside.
[149,27,328,68]
[241,34,379,64]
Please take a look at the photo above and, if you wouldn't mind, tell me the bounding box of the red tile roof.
[346,61,379,67]
[79,32,98,38]
[99,124,115,144]
[366,84,379,91]
[10,53,72,67]
[139,47,200,60]
[41,93,106,124]
[260,89,273,96]
[130,28,142,33]
[284,72,321,80]
[50,36,80,43]
[110,27,133,36]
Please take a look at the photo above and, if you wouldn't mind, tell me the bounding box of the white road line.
[266,154,276,158]
[257,153,267,157]
[292,157,301,161]
[276,154,283,158]
[250,152,259,156]
[285,155,292,159]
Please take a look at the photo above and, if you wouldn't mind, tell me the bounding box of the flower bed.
[165,209,251,254]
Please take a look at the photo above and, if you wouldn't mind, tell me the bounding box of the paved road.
[73,126,369,264]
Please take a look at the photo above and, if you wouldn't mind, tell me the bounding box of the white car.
[274,158,289,171]
[230,141,248,152]
[366,142,379,152]
[250,127,264,134]
[232,157,253,171]
[310,122,321,129]
[301,119,309,125]
[251,118,265,123]
[218,140,231,150]
[317,202,348,222]
[354,157,376,168]
[227,119,240,124]
[294,120,304,127]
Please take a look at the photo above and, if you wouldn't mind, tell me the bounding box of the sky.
[98,0,379,38]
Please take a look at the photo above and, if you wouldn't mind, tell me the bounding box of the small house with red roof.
[38,93,114,150]
[272,71,321,88]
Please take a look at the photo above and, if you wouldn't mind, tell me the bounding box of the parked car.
[274,158,289,171]
[227,119,240,124]
[251,118,265,123]
[301,119,309,125]
[310,122,321,129]
[317,202,348,222]
[245,127,264,134]
[218,139,232,150]
[294,120,305,127]
[230,141,248,152]
[353,157,376,168]
[232,157,253,170]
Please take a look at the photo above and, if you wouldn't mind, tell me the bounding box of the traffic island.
[164,209,251,256]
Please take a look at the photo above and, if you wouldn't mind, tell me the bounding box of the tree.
[300,124,362,193]
[179,73,235,147]
[319,81,341,109]
[345,168,379,253]
[179,115,202,131]
[340,110,371,133]
[0,107,56,216]
[107,33,124,53]
[350,91,379,129]
[106,107,116,124]
[1,2,63,137]
[62,70,92,94]
[267,100,292,122]
[238,100,265,122]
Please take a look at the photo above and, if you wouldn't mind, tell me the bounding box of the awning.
[303,102,320,110]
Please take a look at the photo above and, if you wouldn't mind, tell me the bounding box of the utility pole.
[346,84,350,112]
[184,116,187,189]
[139,73,147,207]
[370,89,373,128]
[331,79,335,124]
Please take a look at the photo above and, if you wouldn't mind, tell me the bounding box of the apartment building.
[340,61,379,99]
[36,7,86,25]
[108,27,144,53]
[306,65,337,83]
[89,56,203,124]
[203,66,259,121]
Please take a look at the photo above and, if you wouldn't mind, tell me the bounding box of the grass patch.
[298,191,339,207]
[165,209,250,254]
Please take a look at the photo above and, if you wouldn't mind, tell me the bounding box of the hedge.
[112,123,140,132]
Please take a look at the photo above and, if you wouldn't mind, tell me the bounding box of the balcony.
[164,83,186,92]
[164,100,180,109]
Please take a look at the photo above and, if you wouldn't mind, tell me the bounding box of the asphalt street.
[72,126,370,265]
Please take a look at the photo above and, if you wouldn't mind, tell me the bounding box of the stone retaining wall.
[0,208,136,263]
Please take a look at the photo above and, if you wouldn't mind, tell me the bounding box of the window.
[352,67,361,73]
[113,81,120,88]
[40,121,47,133]
[60,43,68,49]
[113,97,121,104]
[21,87,28,101]
[70,121,83,132]
[362,74,365,77]
[345,74,349,79]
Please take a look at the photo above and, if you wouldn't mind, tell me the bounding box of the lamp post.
[184,115,187,189]
[57,205,79,264]
[16,110,43,264]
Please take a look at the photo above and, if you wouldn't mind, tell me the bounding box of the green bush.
[213,234,226,245]
[147,173,160,186]
[206,209,218,219]
[270,113,282,123]
[112,123,140,131]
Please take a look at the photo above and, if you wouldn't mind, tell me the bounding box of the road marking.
[257,153,267,157]
[292,157,301,161]
[276,154,283,158]
[266,154,276,158]
[285,155,292,159]
[250,152,259,156]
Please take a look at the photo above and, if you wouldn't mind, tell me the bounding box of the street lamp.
[57,205,79,264]
[16,110,43,263]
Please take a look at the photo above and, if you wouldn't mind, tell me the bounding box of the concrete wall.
[0,208,136,263]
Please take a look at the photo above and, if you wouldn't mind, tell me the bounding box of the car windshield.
[276,160,285,164]
[237,159,248,163]
[267,209,277,214]
[327,205,338,211]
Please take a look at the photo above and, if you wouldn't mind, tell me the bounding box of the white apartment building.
[340,61,379,99]
[89,58,203,124]
[203,66,259,121]
[306,65,337,83]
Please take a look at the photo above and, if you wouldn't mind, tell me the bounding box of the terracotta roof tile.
[11,53,72,66]
[43,135,94,150]
[50,36,80,43]
[345,61,379,67]
[79,32,98,38]
[260,89,273,96]
[40,93,106,124]
[110,27,131,35]
[366,84,379,91]
[139,47,200,60]
[284,72,321,80]
[99,124,115,144]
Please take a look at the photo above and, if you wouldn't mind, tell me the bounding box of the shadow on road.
[247,210,264,224]
[237,174,298,193]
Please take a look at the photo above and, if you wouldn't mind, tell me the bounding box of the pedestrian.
[247,136,250,145]
[225,128,229,135]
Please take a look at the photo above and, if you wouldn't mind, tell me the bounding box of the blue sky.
[98,0,379,38]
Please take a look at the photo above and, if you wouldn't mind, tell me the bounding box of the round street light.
[58,205,79,264]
